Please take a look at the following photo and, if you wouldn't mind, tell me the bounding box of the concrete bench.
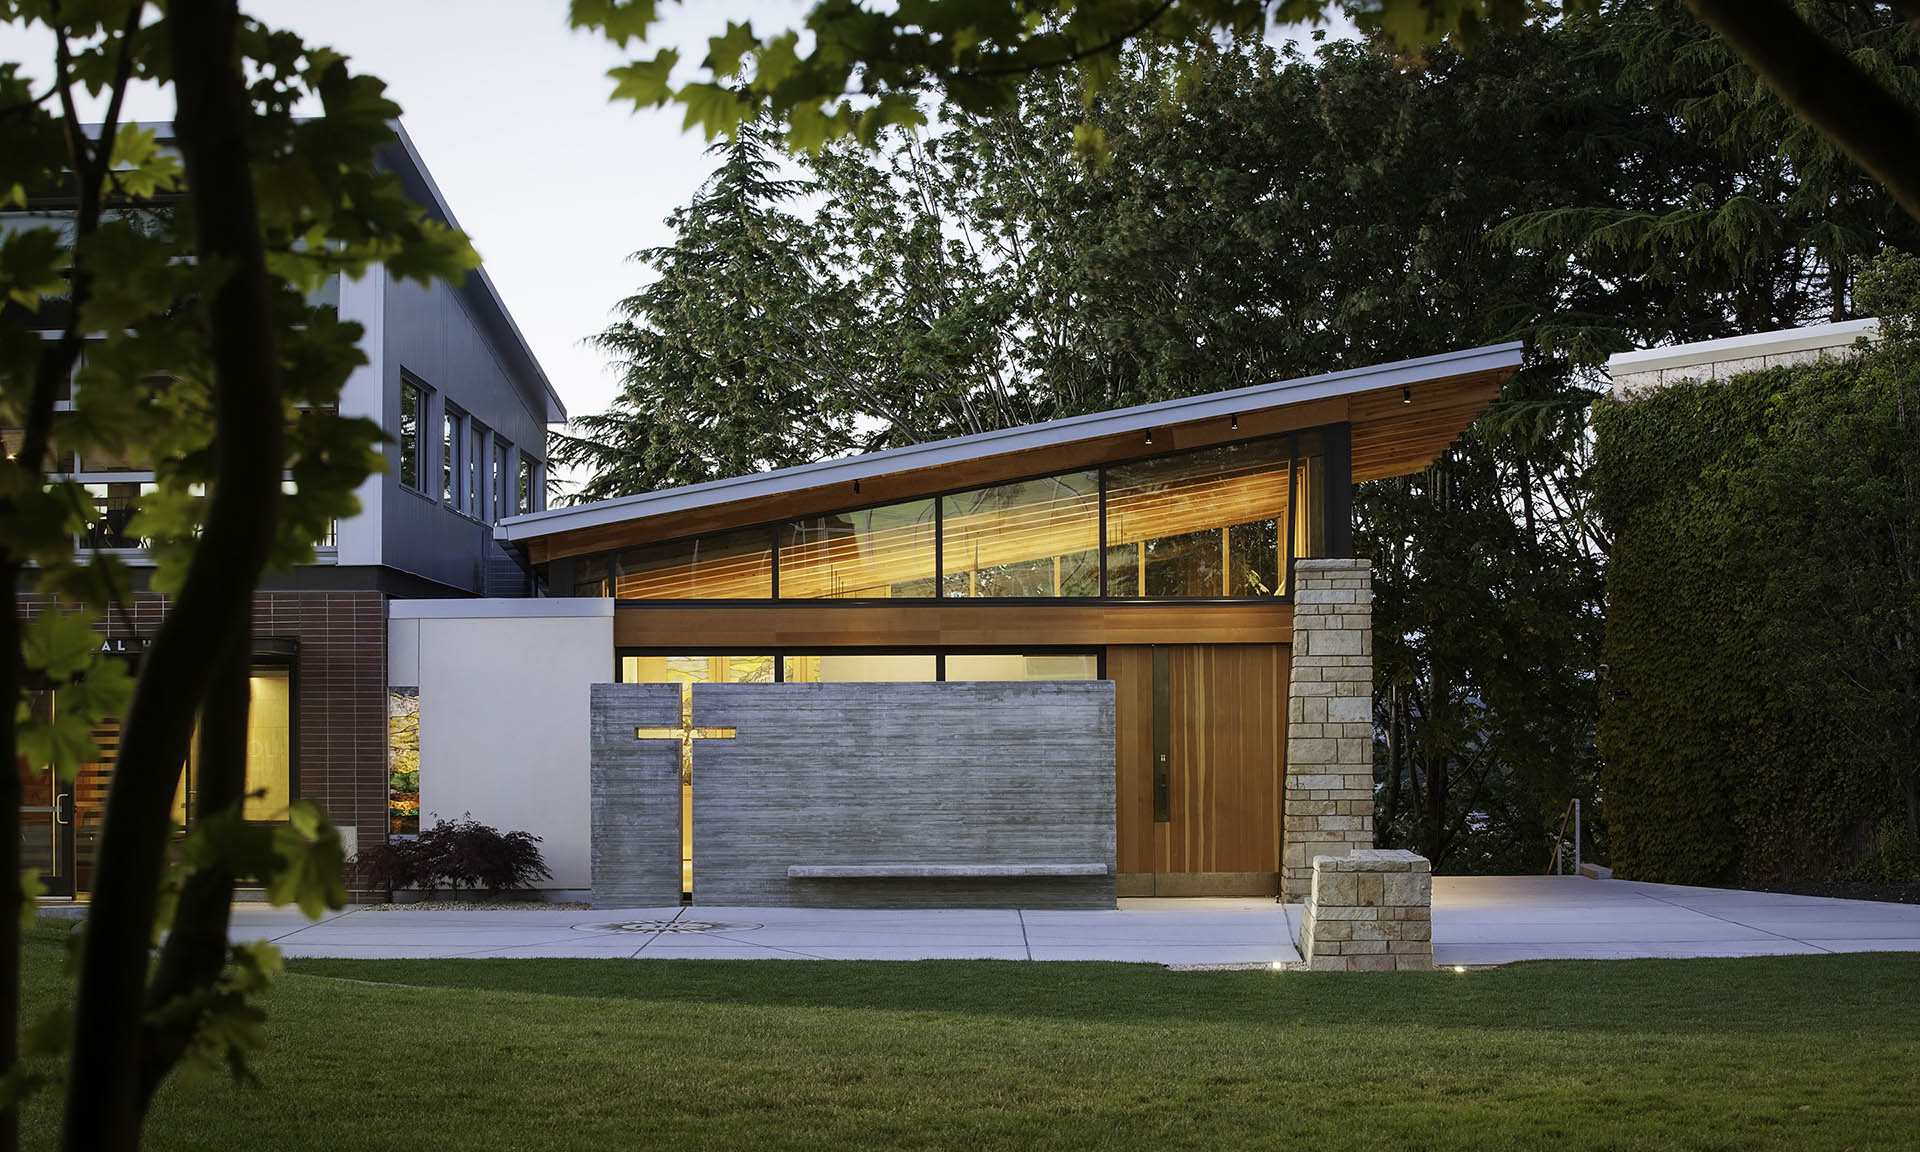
[787,863,1109,879]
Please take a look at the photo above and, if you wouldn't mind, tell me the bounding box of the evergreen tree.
[555,121,858,499]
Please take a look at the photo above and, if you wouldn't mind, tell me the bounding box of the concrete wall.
[588,681,1117,908]
[1605,318,1878,401]
[588,683,684,906]
[390,599,614,891]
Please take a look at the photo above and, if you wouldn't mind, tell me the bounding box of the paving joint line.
[1017,909,1032,960]
[702,932,829,959]
[629,905,687,957]
[260,906,358,943]
[1620,891,1836,954]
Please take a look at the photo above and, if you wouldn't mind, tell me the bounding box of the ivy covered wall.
[1593,261,1920,884]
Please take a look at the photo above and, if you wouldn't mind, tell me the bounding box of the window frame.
[573,424,1349,606]
[398,374,428,493]
[442,402,467,508]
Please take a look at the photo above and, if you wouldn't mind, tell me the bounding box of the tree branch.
[1688,0,1920,221]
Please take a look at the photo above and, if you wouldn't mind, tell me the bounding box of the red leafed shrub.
[362,813,551,895]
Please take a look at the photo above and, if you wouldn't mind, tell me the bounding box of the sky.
[1,2,1348,434]
[2,0,809,423]
[252,0,806,423]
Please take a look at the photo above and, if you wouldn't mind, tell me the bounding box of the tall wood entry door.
[1112,644,1289,896]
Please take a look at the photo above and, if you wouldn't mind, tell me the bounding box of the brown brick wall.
[19,588,389,898]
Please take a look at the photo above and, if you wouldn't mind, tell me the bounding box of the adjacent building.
[15,125,565,899]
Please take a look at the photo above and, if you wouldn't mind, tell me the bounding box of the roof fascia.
[499,341,1523,544]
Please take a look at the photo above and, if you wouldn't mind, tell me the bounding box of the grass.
[17,921,1920,1150]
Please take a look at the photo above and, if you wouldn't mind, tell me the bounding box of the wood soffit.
[611,600,1296,649]
[533,366,1510,564]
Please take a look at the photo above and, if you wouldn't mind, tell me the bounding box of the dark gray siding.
[379,272,550,593]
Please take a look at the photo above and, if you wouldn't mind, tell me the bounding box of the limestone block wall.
[1282,557,1376,901]
[1295,849,1432,971]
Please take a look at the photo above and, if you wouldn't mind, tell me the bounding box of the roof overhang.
[501,342,1522,564]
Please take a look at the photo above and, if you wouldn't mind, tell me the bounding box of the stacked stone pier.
[1282,558,1376,901]
[1295,849,1433,971]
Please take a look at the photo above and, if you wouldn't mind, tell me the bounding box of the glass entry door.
[18,752,74,899]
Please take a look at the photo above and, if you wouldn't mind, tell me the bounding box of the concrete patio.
[210,876,1920,966]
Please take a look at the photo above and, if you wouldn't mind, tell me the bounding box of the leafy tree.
[572,0,1920,222]
[555,120,857,497]
[1,2,473,1147]
[1498,0,1920,343]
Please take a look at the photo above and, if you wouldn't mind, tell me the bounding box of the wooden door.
[1113,644,1288,896]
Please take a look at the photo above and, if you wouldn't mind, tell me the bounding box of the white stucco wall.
[388,599,613,891]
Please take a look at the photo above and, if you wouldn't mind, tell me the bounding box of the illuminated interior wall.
[586,429,1334,602]
[783,653,938,682]
[178,666,294,823]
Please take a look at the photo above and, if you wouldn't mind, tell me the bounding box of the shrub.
[361,814,552,896]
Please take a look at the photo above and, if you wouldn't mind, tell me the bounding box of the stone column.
[1282,557,1375,901]
[1294,849,1433,971]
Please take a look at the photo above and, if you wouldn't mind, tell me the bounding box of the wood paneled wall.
[614,601,1293,649]
[1113,644,1289,895]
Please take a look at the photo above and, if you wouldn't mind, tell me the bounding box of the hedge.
[1592,323,1918,884]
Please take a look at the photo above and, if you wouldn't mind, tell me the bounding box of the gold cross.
[634,681,735,785]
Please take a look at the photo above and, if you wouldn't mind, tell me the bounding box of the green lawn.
[18,921,1920,1150]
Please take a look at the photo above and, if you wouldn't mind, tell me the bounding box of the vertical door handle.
[54,794,72,825]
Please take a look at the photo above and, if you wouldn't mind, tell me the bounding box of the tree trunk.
[1379,683,1403,844]
[63,1,284,1146]
[0,587,19,1152]
[139,640,247,1105]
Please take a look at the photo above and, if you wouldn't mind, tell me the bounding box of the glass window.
[492,440,510,520]
[176,666,293,824]
[442,406,463,505]
[780,499,936,598]
[620,654,777,686]
[78,438,150,473]
[517,455,533,515]
[942,472,1099,598]
[468,423,486,518]
[388,688,420,836]
[783,653,938,682]
[614,528,772,599]
[3,423,76,473]
[1104,439,1288,598]
[1292,442,1326,570]
[240,667,293,821]
[398,380,423,490]
[574,557,611,598]
[80,481,156,548]
[944,653,1099,681]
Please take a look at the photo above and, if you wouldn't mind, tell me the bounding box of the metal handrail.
[1547,798,1582,876]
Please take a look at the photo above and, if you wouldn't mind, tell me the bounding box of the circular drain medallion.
[574,919,761,935]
